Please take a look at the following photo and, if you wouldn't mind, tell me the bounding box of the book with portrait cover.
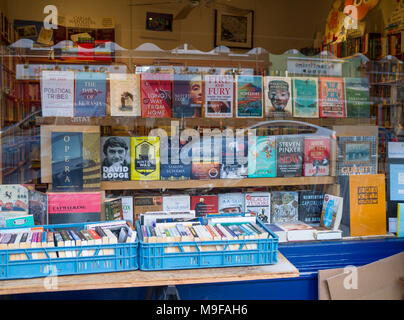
[204,74,234,118]
[298,191,325,225]
[173,74,202,118]
[160,138,191,181]
[218,193,245,214]
[264,76,293,117]
[271,191,299,224]
[141,73,172,118]
[47,192,102,224]
[220,136,248,179]
[318,77,345,118]
[337,136,377,178]
[110,73,141,117]
[276,135,304,177]
[292,77,319,118]
[74,71,106,117]
[245,192,271,223]
[303,136,331,176]
[248,135,276,178]
[130,137,160,181]
[191,195,218,217]
[101,136,131,181]
[0,185,29,213]
[236,75,263,118]
[41,70,74,117]
[344,77,370,118]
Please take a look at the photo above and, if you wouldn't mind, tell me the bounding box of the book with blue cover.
[292,77,319,118]
[74,72,106,117]
[220,136,248,179]
[248,135,276,178]
[160,138,191,180]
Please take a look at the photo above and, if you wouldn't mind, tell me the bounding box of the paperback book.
[245,192,271,223]
[191,137,220,180]
[318,77,345,118]
[191,195,219,217]
[141,73,172,118]
[204,74,234,118]
[264,76,293,117]
[298,191,325,224]
[130,137,160,181]
[292,77,319,118]
[276,221,316,241]
[271,191,299,224]
[320,194,343,231]
[105,198,123,221]
[0,185,29,213]
[344,77,370,118]
[163,195,191,212]
[218,193,245,214]
[303,136,331,176]
[248,135,276,178]
[133,195,163,221]
[110,73,141,116]
[101,136,131,181]
[160,138,191,181]
[276,135,304,177]
[236,75,263,118]
[220,136,248,179]
[74,71,106,117]
[173,74,202,118]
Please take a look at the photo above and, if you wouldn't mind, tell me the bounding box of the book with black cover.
[298,191,325,225]
[276,135,303,177]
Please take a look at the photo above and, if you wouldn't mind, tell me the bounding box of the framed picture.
[342,141,372,164]
[146,12,173,32]
[214,9,254,49]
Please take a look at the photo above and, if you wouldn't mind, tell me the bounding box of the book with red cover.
[303,137,331,176]
[191,195,219,217]
[318,77,345,118]
[141,73,172,118]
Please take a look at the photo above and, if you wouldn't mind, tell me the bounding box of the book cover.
[271,191,299,224]
[337,136,377,178]
[303,137,331,176]
[292,77,319,118]
[220,136,248,179]
[245,192,271,223]
[130,137,160,181]
[218,193,245,214]
[344,77,370,118]
[236,75,263,118]
[141,73,172,118]
[82,132,101,190]
[298,191,325,225]
[277,221,316,241]
[160,138,191,181]
[191,195,218,217]
[47,192,102,224]
[121,196,134,223]
[162,195,191,212]
[191,162,220,180]
[173,74,202,118]
[74,71,106,117]
[319,77,345,118]
[41,70,74,117]
[248,135,276,178]
[276,135,304,177]
[204,74,234,118]
[28,189,48,225]
[0,185,29,213]
[265,223,287,242]
[110,73,141,116]
[320,194,343,231]
[264,76,293,117]
[398,203,404,237]
[388,164,404,201]
[191,137,220,180]
[101,136,131,181]
[133,195,162,221]
[105,198,123,221]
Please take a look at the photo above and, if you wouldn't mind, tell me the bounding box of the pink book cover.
[303,137,331,176]
[141,73,172,118]
[318,77,345,118]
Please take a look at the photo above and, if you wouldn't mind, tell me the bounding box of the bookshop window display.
[0,0,403,280]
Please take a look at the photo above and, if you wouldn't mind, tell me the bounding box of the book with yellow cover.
[130,137,160,181]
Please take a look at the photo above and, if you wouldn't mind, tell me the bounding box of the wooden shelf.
[101,176,336,190]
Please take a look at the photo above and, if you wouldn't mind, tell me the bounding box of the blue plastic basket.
[136,218,279,271]
[0,222,138,280]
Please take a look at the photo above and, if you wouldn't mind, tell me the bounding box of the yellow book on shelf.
[130,137,160,181]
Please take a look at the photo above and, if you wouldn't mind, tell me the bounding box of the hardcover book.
[141,73,172,118]
[292,77,319,118]
[130,137,160,181]
[0,185,29,213]
[271,191,299,224]
[303,136,331,176]
[105,198,123,221]
[191,162,220,180]
[245,192,271,223]
[248,135,276,178]
[191,195,219,217]
[101,136,131,181]
[110,73,141,117]
[264,76,293,117]
[344,77,370,118]
[298,191,325,225]
[318,77,345,118]
[220,136,248,179]
[337,136,377,178]
[204,74,234,118]
[160,138,191,181]
[173,74,202,118]
[74,71,106,117]
[218,193,245,214]
[191,137,220,180]
[47,192,102,224]
[162,195,191,212]
[236,75,263,118]
[133,195,163,221]
[276,221,316,241]
[41,70,74,117]
[276,135,304,177]
[320,194,343,230]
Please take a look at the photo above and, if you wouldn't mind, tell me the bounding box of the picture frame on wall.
[145,12,173,32]
[214,9,254,49]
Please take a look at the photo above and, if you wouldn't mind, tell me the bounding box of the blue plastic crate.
[136,218,279,271]
[0,222,138,280]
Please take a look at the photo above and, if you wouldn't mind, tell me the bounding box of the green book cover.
[344,77,370,118]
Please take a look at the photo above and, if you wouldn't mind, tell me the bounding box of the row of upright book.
[41,71,371,119]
